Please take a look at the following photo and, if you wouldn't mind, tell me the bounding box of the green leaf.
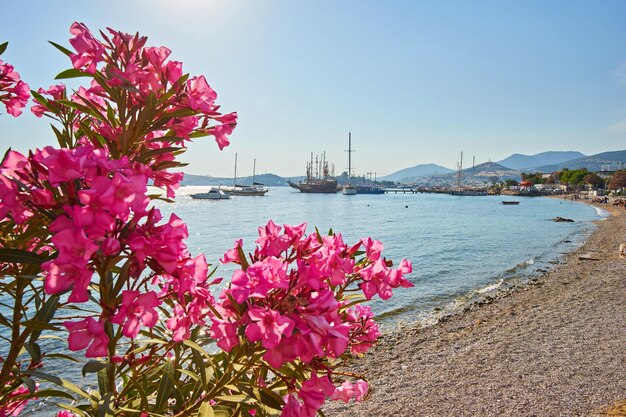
[155,361,174,412]
[29,294,60,343]
[21,376,37,394]
[49,41,73,57]
[82,360,107,377]
[0,248,46,265]
[33,388,76,401]
[26,370,94,400]
[198,401,215,417]
[24,342,42,363]
[46,353,80,362]
[21,320,59,331]
[57,403,89,416]
[258,388,284,411]
[98,392,115,417]
[141,146,181,160]
[55,68,91,80]
[0,42,7,56]
[215,394,247,403]
[97,362,109,397]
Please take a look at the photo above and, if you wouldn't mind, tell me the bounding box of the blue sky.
[1,0,626,177]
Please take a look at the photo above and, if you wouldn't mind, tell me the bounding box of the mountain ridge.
[381,163,454,182]
[497,151,586,170]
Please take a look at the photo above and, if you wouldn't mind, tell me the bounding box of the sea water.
[6,186,604,414]
[167,186,603,324]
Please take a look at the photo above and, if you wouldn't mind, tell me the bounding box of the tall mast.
[347,132,353,186]
[234,152,237,187]
[457,151,463,188]
[472,155,475,177]
[253,158,256,185]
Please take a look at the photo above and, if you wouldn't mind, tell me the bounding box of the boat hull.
[342,185,357,195]
[289,180,339,193]
[355,186,385,195]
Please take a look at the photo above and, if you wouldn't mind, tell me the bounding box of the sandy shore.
[326,199,626,416]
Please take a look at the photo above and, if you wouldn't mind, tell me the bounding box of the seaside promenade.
[326,198,626,416]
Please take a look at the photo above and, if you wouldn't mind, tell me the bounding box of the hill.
[181,173,291,187]
[381,163,454,183]
[497,151,585,170]
[533,150,626,173]
[414,162,521,186]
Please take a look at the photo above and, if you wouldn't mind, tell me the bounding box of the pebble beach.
[326,198,626,416]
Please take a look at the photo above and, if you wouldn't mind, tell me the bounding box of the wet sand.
[326,199,626,416]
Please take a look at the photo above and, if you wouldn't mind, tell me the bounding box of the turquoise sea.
[165,186,605,325]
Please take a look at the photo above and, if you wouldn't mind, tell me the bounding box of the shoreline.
[326,198,626,416]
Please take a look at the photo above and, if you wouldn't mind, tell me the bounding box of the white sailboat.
[342,132,357,195]
[226,154,268,196]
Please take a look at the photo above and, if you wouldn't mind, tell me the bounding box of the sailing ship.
[342,132,357,195]
[225,154,268,196]
[289,152,339,193]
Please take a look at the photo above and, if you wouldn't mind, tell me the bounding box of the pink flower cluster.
[0,141,220,356]
[0,55,30,117]
[1,23,238,359]
[38,23,237,151]
[212,221,413,415]
[0,384,31,417]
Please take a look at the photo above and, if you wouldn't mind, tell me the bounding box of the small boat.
[501,201,520,205]
[190,188,231,200]
[342,133,357,196]
[356,185,385,194]
[342,185,357,195]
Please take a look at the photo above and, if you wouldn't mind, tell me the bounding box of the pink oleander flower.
[33,146,84,185]
[281,373,335,417]
[256,220,290,257]
[78,172,149,220]
[0,384,33,417]
[221,239,243,264]
[30,84,65,117]
[42,259,93,303]
[347,305,380,354]
[330,379,368,403]
[69,22,105,73]
[166,305,192,342]
[64,317,109,357]
[56,411,78,417]
[111,290,161,338]
[0,59,30,117]
[186,75,217,113]
[245,307,295,349]
[210,318,240,351]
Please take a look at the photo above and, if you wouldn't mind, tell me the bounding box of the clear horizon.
[1,0,626,177]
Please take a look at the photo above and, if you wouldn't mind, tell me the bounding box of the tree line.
[518,169,626,190]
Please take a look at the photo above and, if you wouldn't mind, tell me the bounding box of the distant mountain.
[181,173,291,187]
[413,162,521,187]
[533,150,626,173]
[381,163,454,183]
[497,151,585,171]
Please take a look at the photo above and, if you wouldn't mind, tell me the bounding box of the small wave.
[504,258,535,274]
[593,206,609,218]
[476,279,504,294]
